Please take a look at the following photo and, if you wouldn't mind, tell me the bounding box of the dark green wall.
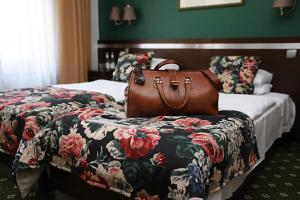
[99,0,300,40]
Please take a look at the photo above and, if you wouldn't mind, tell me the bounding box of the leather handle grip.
[154,59,181,71]
[155,77,191,110]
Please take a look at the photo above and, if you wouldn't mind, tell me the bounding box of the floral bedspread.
[0,87,117,155]
[13,98,259,200]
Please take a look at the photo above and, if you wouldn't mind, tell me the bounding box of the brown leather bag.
[126,60,222,117]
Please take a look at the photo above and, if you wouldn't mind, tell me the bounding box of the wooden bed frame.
[3,37,299,200]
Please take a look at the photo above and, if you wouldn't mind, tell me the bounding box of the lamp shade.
[110,6,121,21]
[273,0,294,8]
[123,4,136,25]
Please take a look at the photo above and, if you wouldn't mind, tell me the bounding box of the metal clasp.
[154,77,162,84]
[184,77,192,84]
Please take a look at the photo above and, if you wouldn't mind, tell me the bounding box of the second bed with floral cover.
[12,96,259,200]
[0,87,117,155]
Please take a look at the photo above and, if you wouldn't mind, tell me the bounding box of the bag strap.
[155,77,192,110]
[200,70,222,91]
[154,59,181,71]
[168,70,179,88]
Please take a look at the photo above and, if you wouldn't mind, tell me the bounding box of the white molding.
[98,43,300,50]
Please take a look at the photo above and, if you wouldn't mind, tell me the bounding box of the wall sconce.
[273,0,296,16]
[110,4,136,26]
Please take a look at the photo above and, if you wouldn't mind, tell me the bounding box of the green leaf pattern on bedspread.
[0,87,118,155]
[12,97,259,200]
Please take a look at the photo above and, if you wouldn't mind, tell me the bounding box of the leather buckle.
[170,80,179,90]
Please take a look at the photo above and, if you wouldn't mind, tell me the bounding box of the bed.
[57,80,296,200]
[10,79,295,200]
[0,86,117,155]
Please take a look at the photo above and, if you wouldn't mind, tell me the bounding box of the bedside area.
[88,70,113,81]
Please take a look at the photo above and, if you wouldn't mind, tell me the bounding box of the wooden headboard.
[98,37,300,137]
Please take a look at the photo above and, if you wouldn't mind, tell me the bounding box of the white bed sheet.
[218,93,276,121]
[209,93,295,200]
[54,80,128,102]
[54,79,296,200]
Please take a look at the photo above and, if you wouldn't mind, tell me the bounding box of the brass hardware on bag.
[155,76,191,110]
[184,77,192,84]
[154,77,162,84]
[170,80,179,89]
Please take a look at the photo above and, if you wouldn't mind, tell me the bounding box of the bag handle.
[200,70,222,91]
[154,77,191,110]
[154,59,181,71]
[154,60,221,90]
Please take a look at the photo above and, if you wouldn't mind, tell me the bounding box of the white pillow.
[253,84,273,95]
[150,58,180,70]
[253,69,273,87]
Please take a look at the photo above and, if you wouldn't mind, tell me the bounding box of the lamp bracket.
[280,0,297,16]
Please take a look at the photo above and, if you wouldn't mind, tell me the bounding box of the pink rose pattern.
[91,94,105,104]
[0,86,114,155]
[13,106,259,200]
[209,56,262,94]
[22,116,40,141]
[248,150,258,167]
[0,122,18,154]
[152,153,167,167]
[80,171,108,189]
[175,118,211,132]
[78,108,104,121]
[59,133,86,165]
[189,133,224,164]
[113,127,161,159]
